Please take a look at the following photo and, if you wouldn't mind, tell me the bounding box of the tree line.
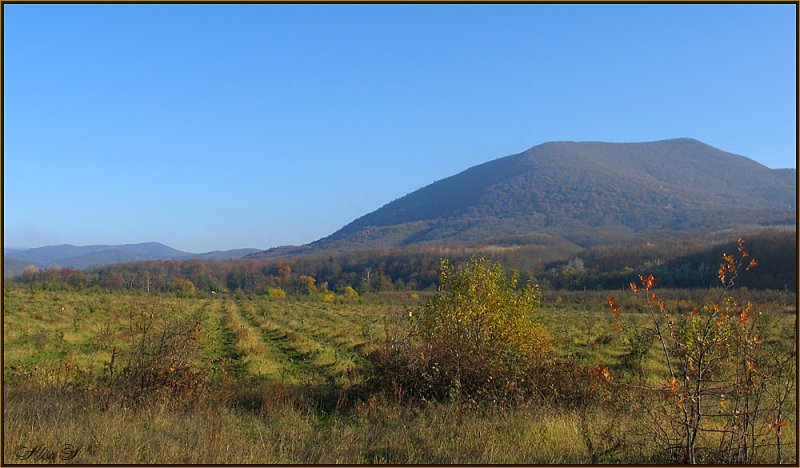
[10,230,794,294]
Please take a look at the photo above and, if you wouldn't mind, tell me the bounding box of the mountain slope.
[774,168,798,186]
[254,138,795,257]
[186,249,262,260]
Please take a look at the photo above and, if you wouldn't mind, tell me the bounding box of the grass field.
[3,285,796,464]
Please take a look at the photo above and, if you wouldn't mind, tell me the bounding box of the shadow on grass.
[226,377,359,417]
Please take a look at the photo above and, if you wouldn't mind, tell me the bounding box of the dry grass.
[3,285,795,464]
[2,382,631,464]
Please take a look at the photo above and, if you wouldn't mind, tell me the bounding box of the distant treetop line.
[6,230,796,293]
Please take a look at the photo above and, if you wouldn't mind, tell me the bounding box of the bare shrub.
[99,302,207,409]
[609,239,796,463]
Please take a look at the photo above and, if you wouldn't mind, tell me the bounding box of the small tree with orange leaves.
[608,239,795,463]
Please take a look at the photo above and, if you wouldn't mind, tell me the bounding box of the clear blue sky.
[3,4,796,252]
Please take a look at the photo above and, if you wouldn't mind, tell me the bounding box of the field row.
[3,286,796,464]
[4,286,795,388]
[2,288,404,388]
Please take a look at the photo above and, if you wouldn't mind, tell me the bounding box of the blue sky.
[3,4,796,252]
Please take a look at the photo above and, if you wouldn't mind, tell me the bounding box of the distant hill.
[3,242,259,271]
[3,256,39,277]
[249,138,796,258]
[4,242,191,268]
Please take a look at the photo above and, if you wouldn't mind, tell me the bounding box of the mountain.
[250,138,796,258]
[3,242,260,270]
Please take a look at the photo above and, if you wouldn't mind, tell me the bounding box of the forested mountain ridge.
[251,138,795,257]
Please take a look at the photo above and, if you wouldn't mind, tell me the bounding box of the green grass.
[3,285,796,464]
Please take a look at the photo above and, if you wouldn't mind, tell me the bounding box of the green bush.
[370,257,554,405]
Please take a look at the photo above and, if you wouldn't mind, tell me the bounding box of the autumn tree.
[172,278,197,296]
[295,275,317,295]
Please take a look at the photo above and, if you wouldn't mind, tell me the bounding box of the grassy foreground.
[3,285,796,464]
